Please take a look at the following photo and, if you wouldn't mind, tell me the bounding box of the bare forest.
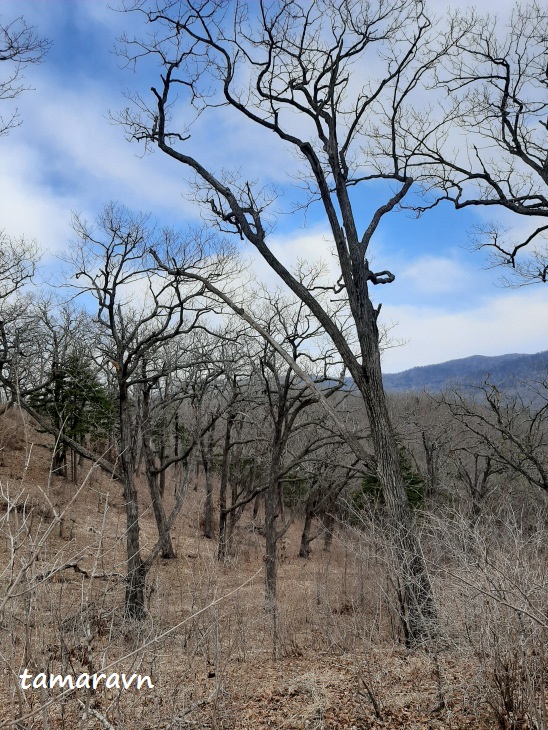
[0,1,547,728]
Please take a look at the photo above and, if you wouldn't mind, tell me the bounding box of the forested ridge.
[383,351,548,397]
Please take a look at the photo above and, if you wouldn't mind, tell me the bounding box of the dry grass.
[0,408,546,728]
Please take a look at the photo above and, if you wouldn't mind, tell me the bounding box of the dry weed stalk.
[428,506,548,729]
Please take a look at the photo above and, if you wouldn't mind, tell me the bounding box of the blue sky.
[0,0,546,373]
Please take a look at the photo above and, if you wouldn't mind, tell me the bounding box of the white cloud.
[238,229,548,375]
[245,226,339,289]
[0,71,202,255]
[397,255,471,296]
[0,140,77,255]
[0,0,541,377]
[381,288,548,373]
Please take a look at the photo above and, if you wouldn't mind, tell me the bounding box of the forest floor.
[0,406,528,728]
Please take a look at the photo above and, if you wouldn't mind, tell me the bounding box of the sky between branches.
[0,0,546,373]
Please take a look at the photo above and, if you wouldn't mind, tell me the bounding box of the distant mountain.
[383,351,548,397]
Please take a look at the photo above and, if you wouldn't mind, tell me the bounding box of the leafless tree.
[0,235,40,406]
[442,381,548,499]
[421,2,548,285]
[250,291,347,624]
[0,10,45,397]
[215,344,251,558]
[297,445,361,558]
[391,393,455,503]
[0,233,37,302]
[67,203,233,617]
[0,13,49,136]
[116,0,467,644]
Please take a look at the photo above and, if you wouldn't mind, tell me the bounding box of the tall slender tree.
[117,0,471,644]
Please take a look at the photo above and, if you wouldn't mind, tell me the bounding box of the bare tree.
[249,288,347,626]
[0,11,46,391]
[298,446,361,558]
[391,393,455,503]
[116,0,466,644]
[0,233,37,302]
[0,236,40,405]
[67,203,232,617]
[442,381,548,497]
[26,297,112,480]
[0,13,49,136]
[422,2,548,284]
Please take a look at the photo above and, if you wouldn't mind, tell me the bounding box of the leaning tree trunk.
[143,440,176,559]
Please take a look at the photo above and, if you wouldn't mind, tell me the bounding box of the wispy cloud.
[0,0,542,373]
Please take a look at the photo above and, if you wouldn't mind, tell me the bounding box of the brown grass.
[0,407,546,729]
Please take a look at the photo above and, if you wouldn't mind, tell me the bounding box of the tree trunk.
[70,447,78,483]
[299,489,318,558]
[52,448,66,478]
[119,385,145,619]
[264,438,283,652]
[228,456,256,544]
[144,446,176,559]
[353,298,437,647]
[142,387,176,559]
[203,463,214,539]
[264,477,278,610]
[218,414,234,560]
[201,430,215,540]
[422,432,439,500]
[159,440,166,498]
[264,464,280,655]
[322,508,334,552]
[298,508,314,558]
[252,492,262,522]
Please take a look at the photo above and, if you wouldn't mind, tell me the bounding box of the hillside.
[383,350,548,397]
[0,405,507,729]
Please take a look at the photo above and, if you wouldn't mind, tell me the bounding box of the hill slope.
[383,350,548,396]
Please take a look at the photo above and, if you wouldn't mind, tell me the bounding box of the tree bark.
[298,508,314,558]
[201,428,215,540]
[142,384,176,559]
[119,384,145,619]
[218,413,234,560]
[354,344,437,646]
[264,433,284,658]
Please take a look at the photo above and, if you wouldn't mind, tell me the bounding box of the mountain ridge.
[382,350,548,395]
